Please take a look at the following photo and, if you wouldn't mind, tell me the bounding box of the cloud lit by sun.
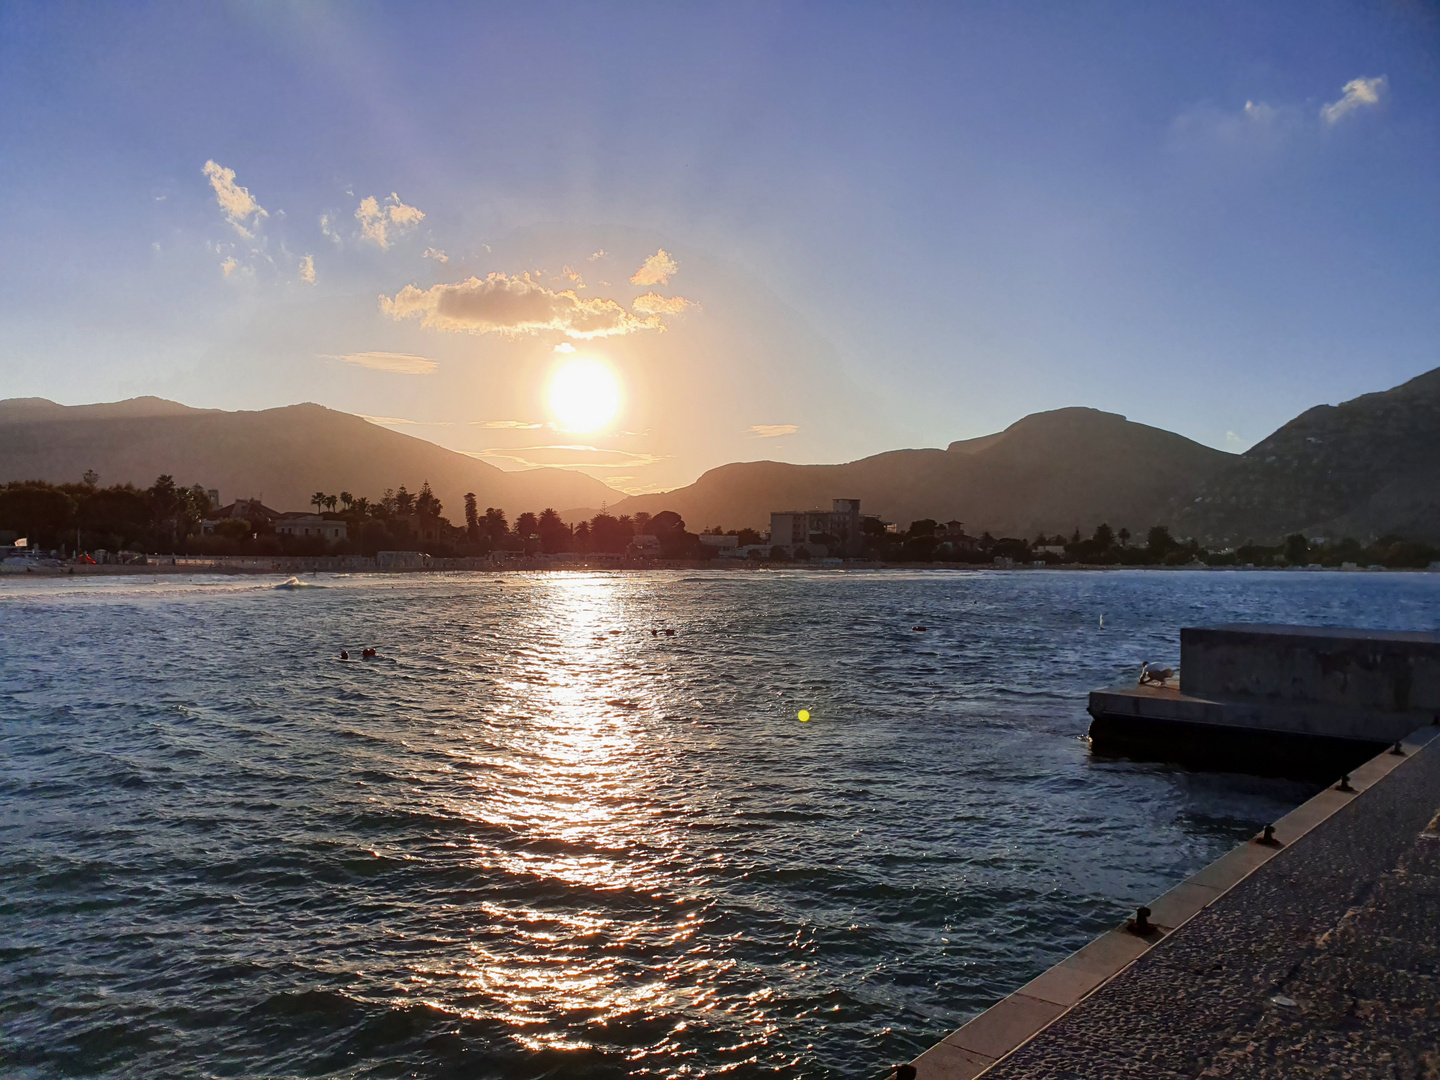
[548,357,622,433]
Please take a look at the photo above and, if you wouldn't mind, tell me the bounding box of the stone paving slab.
[971,727,1440,1079]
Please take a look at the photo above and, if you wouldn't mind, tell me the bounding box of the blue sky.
[1,2,1436,493]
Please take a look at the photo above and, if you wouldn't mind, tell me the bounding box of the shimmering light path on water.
[2,570,1437,1078]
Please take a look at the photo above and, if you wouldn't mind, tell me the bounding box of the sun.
[548,357,622,433]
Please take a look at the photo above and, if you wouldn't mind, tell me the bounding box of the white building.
[275,514,347,541]
[698,534,739,552]
[769,499,863,556]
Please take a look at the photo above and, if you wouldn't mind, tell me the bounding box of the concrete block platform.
[1088,626,1440,778]
[907,723,1440,1079]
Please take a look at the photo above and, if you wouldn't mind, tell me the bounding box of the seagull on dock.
[1138,660,1175,686]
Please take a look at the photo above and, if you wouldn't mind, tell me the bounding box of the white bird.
[1139,660,1175,686]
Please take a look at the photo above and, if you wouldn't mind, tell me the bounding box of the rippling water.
[3,569,1437,1078]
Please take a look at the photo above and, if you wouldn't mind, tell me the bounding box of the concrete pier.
[1089,626,1440,776]
[908,722,1440,1078]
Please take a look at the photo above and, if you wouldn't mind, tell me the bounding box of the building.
[626,534,661,556]
[698,534,739,553]
[275,514,347,541]
[769,499,863,556]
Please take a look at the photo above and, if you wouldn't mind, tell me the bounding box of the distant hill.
[1178,367,1440,544]
[0,397,621,517]
[612,407,1233,537]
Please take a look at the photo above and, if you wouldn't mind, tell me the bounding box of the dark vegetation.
[0,476,704,559]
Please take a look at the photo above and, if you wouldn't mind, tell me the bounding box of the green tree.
[1093,523,1115,549]
[464,493,479,542]
[1283,533,1309,565]
[538,508,570,553]
[484,507,508,544]
[394,486,415,515]
[415,481,440,518]
[1147,525,1177,558]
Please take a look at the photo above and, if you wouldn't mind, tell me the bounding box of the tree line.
[6,474,1436,568]
[859,518,1439,569]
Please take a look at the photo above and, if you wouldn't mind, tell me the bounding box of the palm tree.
[340,491,353,510]
[311,491,327,514]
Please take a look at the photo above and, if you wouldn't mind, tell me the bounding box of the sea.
[2,568,1437,1079]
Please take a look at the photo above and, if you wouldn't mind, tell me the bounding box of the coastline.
[5,558,1438,578]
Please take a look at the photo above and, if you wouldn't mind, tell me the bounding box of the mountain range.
[610,366,1440,543]
[2,365,1437,544]
[0,397,618,517]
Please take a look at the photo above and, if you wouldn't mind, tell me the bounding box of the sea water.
[2,569,1437,1078]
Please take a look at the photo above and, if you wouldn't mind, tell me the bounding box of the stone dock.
[909,721,1440,1078]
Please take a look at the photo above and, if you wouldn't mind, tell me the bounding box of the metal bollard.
[1337,774,1354,792]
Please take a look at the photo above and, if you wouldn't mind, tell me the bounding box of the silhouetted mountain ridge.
[1179,367,1440,543]
[0,398,621,517]
[613,406,1232,537]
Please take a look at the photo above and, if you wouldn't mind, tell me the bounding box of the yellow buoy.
[797,709,811,722]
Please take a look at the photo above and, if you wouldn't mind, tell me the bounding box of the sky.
[1,1,1437,495]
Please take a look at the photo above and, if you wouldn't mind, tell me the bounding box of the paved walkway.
[975,732,1440,1078]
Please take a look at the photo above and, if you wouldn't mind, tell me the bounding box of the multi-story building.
[274,514,347,542]
[769,499,863,556]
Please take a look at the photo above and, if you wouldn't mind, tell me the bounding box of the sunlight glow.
[547,358,621,433]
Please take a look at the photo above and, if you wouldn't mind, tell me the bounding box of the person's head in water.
[340,650,349,660]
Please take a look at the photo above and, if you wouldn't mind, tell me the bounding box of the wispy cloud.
[336,351,439,375]
[749,424,798,438]
[476,419,544,429]
[1321,76,1387,124]
[561,265,586,288]
[632,292,695,316]
[203,160,267,237]
[356,192,425,249]
[380,272,667,339]
[298,255,316,284]
[359,414,453,426]
[630,248,677,286]
[320,213,343,245]
[220,255,238,278]
[423,247,449,263]
[466,445,666,469]
[587,249,606,261]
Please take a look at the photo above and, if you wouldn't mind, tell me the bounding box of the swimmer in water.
[340,650,349,660]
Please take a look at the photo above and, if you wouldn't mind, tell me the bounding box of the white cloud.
[476,419,543,429]
[632,292,695,316]
[1225,430,1248,452]
[202,160,267,237]
[1321,76,1387,124]
[749,424,798,438]
[299,255,316,284]
[336,351,439,375]
[561,265,586,288]
[423,247,449,263]
[356,192,425,249]
[220,256,238,278]
[320,213,343,245]
[630,248,677,286]
[553,342,576,353]
[467,445,665,469]
[380,272,668,339]
[587,249,606,261]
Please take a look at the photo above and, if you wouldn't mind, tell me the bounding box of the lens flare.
[548,358,621,433]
